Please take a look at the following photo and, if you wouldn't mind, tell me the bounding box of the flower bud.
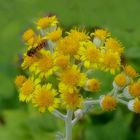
[86,78,100,92]
[128,99,140,113]
[113,73,127,89]
[100,95,117,111]
[15,75,26,88]
[74,109,83,118]
[123,81,140,98]
[124,65,138,78]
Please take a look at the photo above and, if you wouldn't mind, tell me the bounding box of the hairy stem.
[65,110,73,140]
[52,109,66,120]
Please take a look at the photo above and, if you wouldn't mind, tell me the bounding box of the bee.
[27,39,47,57]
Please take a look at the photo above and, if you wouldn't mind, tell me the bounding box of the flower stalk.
[65,110,73,140]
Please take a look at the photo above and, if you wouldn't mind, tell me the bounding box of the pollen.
[105,38,123,54]
[114,73,127,87]
[47,28,62,41]
[100,95,117,111]
[15,75,26,88]
[86,78,100,92]
[128,81,140,97]
[91,29,110,40]
[20,79,35,102]
[124,65,138,78]
[33,84,58,112]
[61,90,83,109]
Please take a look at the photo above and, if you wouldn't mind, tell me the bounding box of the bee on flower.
[15,15,138,140]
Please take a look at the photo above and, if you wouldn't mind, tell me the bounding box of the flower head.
[37,16,58,29]
[59,65,86,93]
[57,36,80,56]
[46,28,62,42]
[79,41,101,68]
[22,29,36,45]
[91,29,110,41]
[22,55,38,70]
[33,84,59,112]
[35,50,56,78]
[105,38,123,54]
[54,54,70,69]
[19,78,38,102]
[67,28,90,42]
[61,89,83,109]
[15,75,26,88]
[101,51,121,74]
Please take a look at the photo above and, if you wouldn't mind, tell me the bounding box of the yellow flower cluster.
[15,15,139,114]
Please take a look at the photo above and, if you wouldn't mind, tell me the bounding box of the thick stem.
[65,110,73,140]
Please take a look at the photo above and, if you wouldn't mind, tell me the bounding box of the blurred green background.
[0,0,140,139]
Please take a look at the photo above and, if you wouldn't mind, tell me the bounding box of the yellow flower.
[22,29,36,43]
[15,75,26,88]
[19,78,39,102]
[114,73,127,87]
[35,51,56,78]
[105,38,123,54]
[33,84,59,112]
[128,81,140,97]
[37,16,58,29]
[61,89,83,110]
[59,65,86,93]
[124,65,138,78]
[86,78,101,92]
[57,36,80,56]
[22,55,38,70]
[67,28,90,42]
[79,41,101,68]
[91,29,110,41]
[100,95,117,111]
[55,54,70,69]
[46,28,62,41]
[101,51,121,74]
